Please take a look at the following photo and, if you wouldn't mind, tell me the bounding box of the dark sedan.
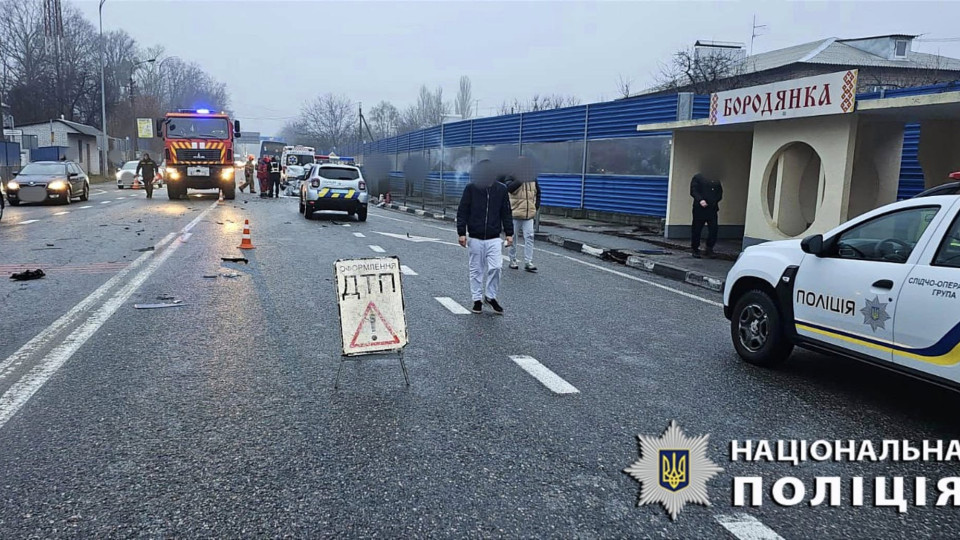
[6,161,90,205]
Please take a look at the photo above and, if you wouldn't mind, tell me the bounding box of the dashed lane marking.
[715,514,784,540]
[78,205,92,209]
[400,265,418,276]
[0,201,219,431]
[53,211,69,216]
[342,223,351,227]
[509,355,579,394]
[115,197,125,200]
[17,219,38,225]
[368,245,385,253]
[435,297,471,315]
[353,232,366,238]
[100,201,111,204]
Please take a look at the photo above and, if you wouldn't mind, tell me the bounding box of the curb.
[536,233,725,293]
[378,202,725,293]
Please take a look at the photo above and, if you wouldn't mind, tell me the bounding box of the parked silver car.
[116,160,163,189]
[300,163,369,221]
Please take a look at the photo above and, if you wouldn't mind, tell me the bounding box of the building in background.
[17,119,103,175]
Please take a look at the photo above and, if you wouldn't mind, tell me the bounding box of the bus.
[259,141,285,160]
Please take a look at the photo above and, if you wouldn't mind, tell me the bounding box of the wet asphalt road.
[1,185,960,538]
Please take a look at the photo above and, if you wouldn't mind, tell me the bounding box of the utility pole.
[99,0,108,176]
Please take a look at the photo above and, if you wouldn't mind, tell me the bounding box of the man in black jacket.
[690,173,723,258]
[457,159,514,315]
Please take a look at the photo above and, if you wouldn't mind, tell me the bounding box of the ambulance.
[280,145,316,184]
[724,193,960,389]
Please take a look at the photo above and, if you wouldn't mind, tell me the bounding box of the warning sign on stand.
[335,256,408,356]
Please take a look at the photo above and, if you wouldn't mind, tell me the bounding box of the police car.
[299,163,369,221]
[724,194,960,389]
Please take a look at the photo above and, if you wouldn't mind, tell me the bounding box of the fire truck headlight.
[220,168,235,180]
[167,170,181,180]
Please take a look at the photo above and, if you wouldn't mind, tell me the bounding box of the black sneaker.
[692,249,702,259]
[471,301,482,314]
[487,298,504,315]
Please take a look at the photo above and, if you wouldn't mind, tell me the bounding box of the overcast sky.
[77,0,960,136]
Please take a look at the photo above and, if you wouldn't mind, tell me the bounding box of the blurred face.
[143,154,150,160]
[471,160,495,187]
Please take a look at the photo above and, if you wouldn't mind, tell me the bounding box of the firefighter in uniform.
[238,154,257,194]
[135,153,159,199]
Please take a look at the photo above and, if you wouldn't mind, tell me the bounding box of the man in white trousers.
[457,160,514,315]
[505,168,541,273]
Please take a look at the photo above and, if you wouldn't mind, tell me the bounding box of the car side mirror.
[68,172,79,178]
[234,120,241,138]
[801,234,825,256]
[12,170,18,176]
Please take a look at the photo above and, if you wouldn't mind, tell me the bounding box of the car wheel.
[357,206,368,222]
[62,187,72,205]
[79,183,89,201]
[118,184,124,189]
[167,184,181,200]
[222,183,236,200]
[299,199,305,213]
[9,199,19,206]
[303,203,313,220]
[0,196,4,221]
[731,289,793,367]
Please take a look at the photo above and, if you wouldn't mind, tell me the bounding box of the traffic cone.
[132,176,140,189]
[238,219,255,249]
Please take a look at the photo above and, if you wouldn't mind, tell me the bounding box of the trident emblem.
[659,450,689,492]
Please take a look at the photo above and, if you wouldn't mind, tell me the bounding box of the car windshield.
[165,117,230,140]
[20,163,66,176]
[317,167,359,180]
[122,161,138,170]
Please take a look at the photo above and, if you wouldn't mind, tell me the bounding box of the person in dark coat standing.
[268,157,282,198]
[135,153,159,199]
[257,157,270,198]
[690,173,722,258]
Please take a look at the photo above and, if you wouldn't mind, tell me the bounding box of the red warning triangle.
[350,301,401,348]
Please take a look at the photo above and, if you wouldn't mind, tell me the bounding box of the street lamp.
[98,0,107,177]
[439,113,462,214]
[155,56,179,111]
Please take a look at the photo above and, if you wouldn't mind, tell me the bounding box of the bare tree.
[655,45,745,94]
[616,73,633,99]
[496,93,581,114]
[367,100,399,139]
[454,75,473,119]
[297,93,358,152]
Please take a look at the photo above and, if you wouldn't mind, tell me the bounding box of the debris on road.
[10,269,45,281]
[135,246,155,252]
[133,301,183,309]
[46,243,54,247]
[220,272,241,278]
[202,274,218,278]
[221,257,248,264]
[156,294,177,301]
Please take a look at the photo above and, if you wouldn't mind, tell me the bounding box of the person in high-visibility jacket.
[238,154,257,194]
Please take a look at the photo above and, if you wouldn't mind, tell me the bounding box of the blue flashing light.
[196,108,210,114]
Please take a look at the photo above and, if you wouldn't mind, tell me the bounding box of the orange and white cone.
[238,219,255,249]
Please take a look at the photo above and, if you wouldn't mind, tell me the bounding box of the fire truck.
[156,109,241,200]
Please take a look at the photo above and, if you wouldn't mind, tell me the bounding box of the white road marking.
[0,201,218,431]
[115,197,125,200]
[179,232,193,243]
[400,265,418,276]
[370,207,721,307]
[509,355,579,394]
[715,514,784,540]
[53,211,69,216]
[17,219,38,225]
[342,223,351,227]
[353,232,366,238]
[435,297,471,315]
[0,232,177,383]
[537,249,723,307]
[78,205,92,209]
[368,245,385,253]
[100,200,111,204]
[376,231,440,243]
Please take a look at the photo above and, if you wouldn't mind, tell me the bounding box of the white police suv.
[724,193,960,388]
